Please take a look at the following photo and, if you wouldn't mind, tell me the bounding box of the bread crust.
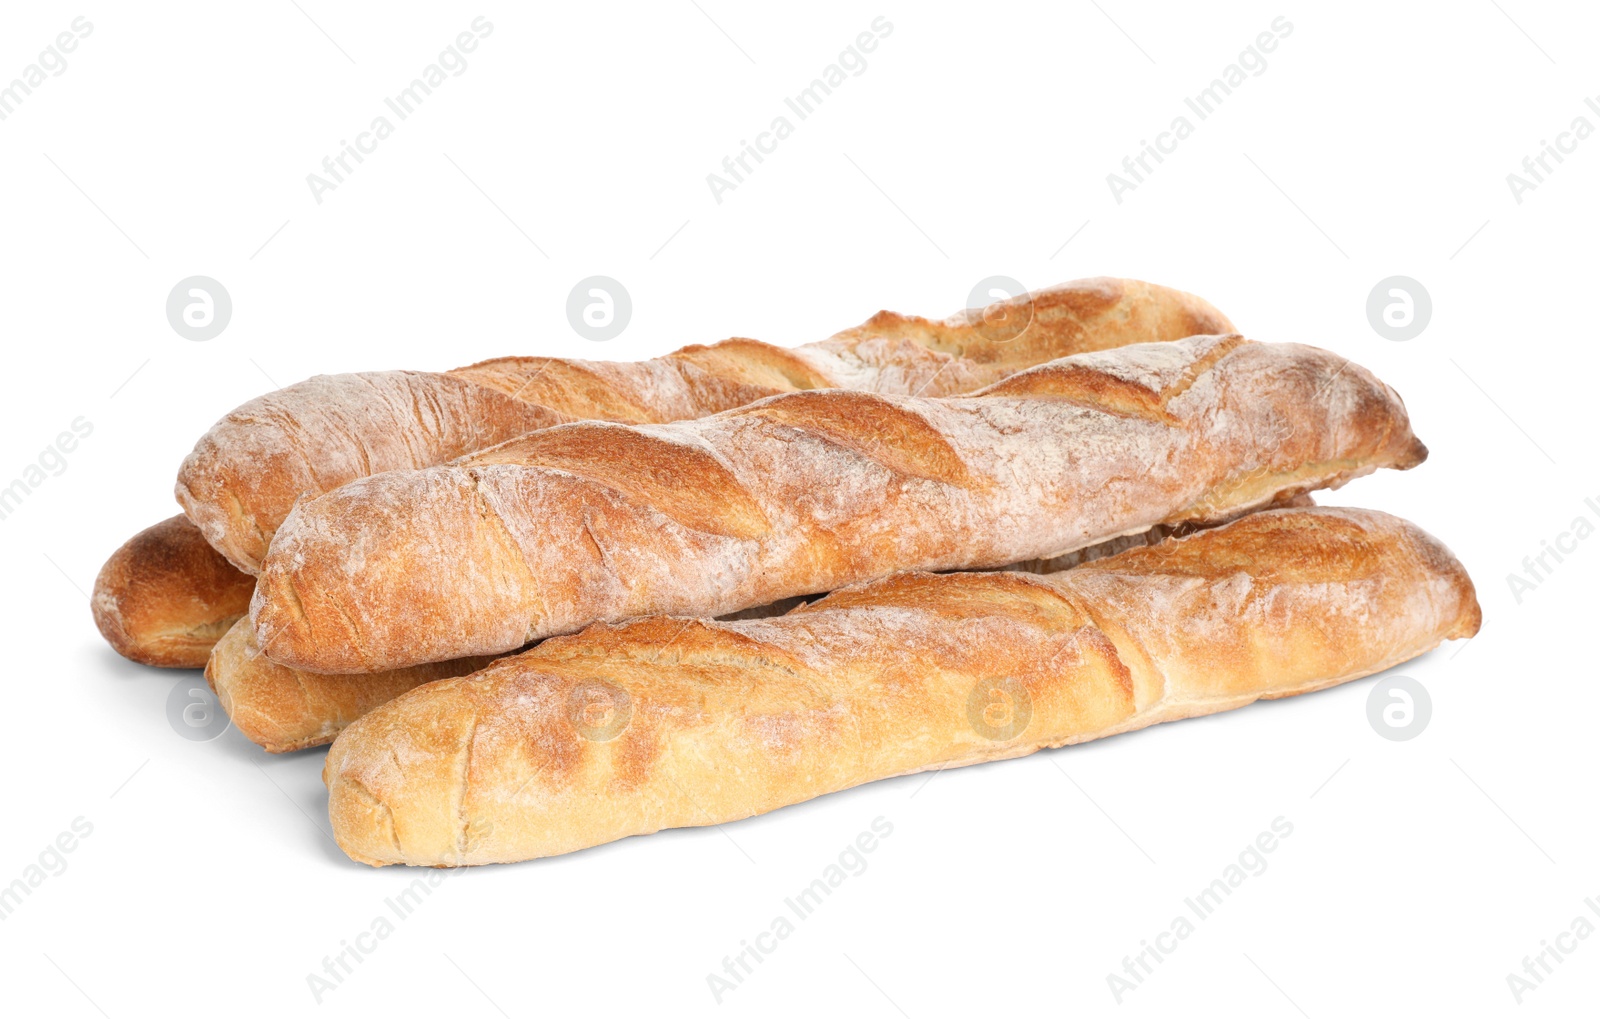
[208,598,816,753]
[91,515,256,668]
[211,506,1312,752]
[205,618,495,753]
[257,336,1427,672]
[322,506,1480,867]
[176,278,1232,572]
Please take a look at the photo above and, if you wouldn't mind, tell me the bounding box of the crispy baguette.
[207,598,788,754]
[204,620,498,753]
[211,555,1118,754]
[210,499,1316,752]
[123,278,1225,662]
[323,506,1482,867]
[91,516,255,668]
[123,278,1224,658]
[176,278,1231,572]
[256,335,1426,672]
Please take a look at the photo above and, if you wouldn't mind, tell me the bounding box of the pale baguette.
[205,620,498,753]
[178,278,1231,573]
[212,604,792,753]
[212,499,1317,752]
[91,516,255,668]
[256,335,1426,672]
[323,506,1481,867]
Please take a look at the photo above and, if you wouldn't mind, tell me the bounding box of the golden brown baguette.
[323,506,1481,867]
[91,516,255,668]
[256,335,1426,672]
[204,619,498,753]
[122,278,1223,663]
[212,601,796,753]
[120,278,1223,660]
[209,498,1319,752]
[176,278,1231,572]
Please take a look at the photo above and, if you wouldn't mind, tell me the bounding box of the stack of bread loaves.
[93,278,1479,867]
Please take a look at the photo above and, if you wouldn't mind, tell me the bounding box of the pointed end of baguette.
[1397,434,1429,470]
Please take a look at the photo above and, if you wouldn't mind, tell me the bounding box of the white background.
[0,1,1595,1015]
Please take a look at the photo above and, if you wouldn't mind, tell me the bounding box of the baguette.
[212,499,1318,752]
[212,602,795,753]
[91,516,255,668]
[323,506,1481,867]
[205,620,498,753]
[115,278,1224,661]
[115,278,1223,664]
[207,597,815,754]
[256,335,1427,673]
[176,278,1231,572]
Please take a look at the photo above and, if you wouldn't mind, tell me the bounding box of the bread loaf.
[91,516,255,668]
[212,601,795,753]
[256,335,1427,672]
[205,619,498,753]
[322,506,1481,867]
[177,278,1231,572]
[212,500,1320,752]
[120,278,1223,663]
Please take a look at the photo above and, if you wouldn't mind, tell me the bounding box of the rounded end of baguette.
[209,618,327,753]
[254,466,536,673]
[325,676,494,868]
[213,615,499,754]
[1060,506,1484,710]
[1371,506,1482,646]
[1396,512,1481,642]
[1114,276,1237,337]
[176,432,296,577]
[1008,277,1238,357]
[897,278,1235,378]
[1450,586,1484,642]
[176,370,567,577]
[324,764,402,868]
[92,515,255,668]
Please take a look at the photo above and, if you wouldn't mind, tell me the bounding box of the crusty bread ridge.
[176,278,1232,573]
[91,515,256,669]
[322,506,1481,867]
[255,335,1427,672]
